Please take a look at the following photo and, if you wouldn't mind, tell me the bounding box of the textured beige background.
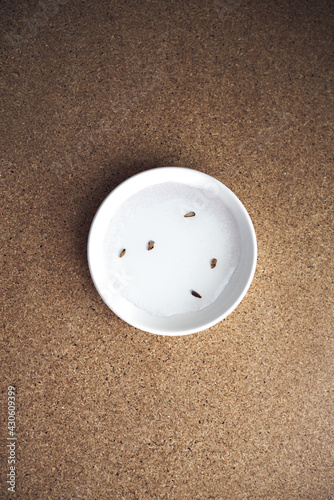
[1,0,333,498]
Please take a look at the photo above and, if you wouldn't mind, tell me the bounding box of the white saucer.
[88,167,257,335]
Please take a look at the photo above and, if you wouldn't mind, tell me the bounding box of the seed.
[211,258,217,269]
[191,290,202,298]
[147,240,155,250]
[119,249,126,258]
[184,211,196,217]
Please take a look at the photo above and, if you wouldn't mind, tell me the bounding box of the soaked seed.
[148,240,155,250]
[184,211,196,217]
[119,249,126,258]
[211,258,217,269]
[191,290,202,298]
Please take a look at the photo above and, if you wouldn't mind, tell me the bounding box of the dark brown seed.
[119,249,126,258]
[191,290,202,298]
[184,211,196,218]
[211,258,217,269]
[148,240,155,250]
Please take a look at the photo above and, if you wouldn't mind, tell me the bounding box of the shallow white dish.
[88,167,257,335]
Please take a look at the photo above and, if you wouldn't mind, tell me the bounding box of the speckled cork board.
[1,0,333,498]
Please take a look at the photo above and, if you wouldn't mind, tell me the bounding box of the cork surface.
[1,0,333,498]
